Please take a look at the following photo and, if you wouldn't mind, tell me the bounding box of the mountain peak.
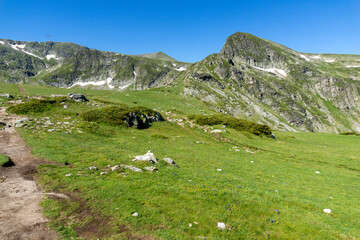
[220,32,289,68]
[134,51,177,61]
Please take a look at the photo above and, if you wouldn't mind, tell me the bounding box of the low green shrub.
[189,114,272,137]
[340,131,360,136]
[7,100,54,114]
[80,105,163,129]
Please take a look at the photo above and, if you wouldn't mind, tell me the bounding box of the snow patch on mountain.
[107,77,115,89]
[252,66,287,77]
[310,55,321,59]
[176,67,187,71]
[46,54,61,60]
[300,54,310,61]
[325,59,335,63]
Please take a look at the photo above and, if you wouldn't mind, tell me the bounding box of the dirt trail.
[0,107,57,240]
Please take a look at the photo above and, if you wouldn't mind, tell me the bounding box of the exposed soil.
[0,107,57,240]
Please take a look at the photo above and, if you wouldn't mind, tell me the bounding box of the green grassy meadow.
[1,84,359,239]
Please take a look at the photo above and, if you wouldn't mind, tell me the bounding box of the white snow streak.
[0,41,4,45]
[310,55,321,59]
[107,77,115,89]
[176,67,187,71]
[300,54,310,61]
[71,80,107,87]
[252,66,287,77]
[325,59,335,63]
[46,54,60,60]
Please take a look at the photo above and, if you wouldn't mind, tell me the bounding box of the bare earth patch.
[0,107,57,240]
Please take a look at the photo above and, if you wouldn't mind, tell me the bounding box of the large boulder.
[68,93,89,102]
[132,150,157,164]
[0,94,14,99]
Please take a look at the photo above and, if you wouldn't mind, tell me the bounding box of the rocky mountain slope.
[180,32,360,133]
[1,33,360,133]
[0,39,188,89]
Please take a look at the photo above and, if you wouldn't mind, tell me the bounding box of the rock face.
[181,32,360,133]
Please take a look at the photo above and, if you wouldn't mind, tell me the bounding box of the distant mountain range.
[1,32,360,133]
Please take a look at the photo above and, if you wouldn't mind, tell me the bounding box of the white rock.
[217,169,222,172]
[323,209,331,214]
[188,223,192,227]
[217,222,226,230]
[144,166,158,172]
[89,166,98,170]
[251,161,254,163]
[65,174,72,177]
[194,221,199,224]
[315,171,320,174]
[133,150,158,163]
[211,129,225,133]
[163,157,178,167]
[100,172,107,175]
[111,165,121,171]
[132,212,139,217]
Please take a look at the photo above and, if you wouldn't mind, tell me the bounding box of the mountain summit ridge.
[1,32,360,133]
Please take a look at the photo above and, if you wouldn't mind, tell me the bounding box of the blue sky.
[1,0,359,62]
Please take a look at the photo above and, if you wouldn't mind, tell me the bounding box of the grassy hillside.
[1,84,359,239]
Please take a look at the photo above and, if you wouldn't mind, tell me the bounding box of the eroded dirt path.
[0,107,57,240]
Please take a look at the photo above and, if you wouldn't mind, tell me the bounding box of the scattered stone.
[111,165,121,171]
[100,172,107,175]
[65,174,72,177]
[163,158,179,167]
[48,129,57,132]
[194,221,199,225]
[217,222,226,230]
[211,129,225,133]
[15,118,31,128]
[63,105,68,109]
[68,93,89,102]
[133,150,158,164]
[246,150,255,154]
[315,171,320,174]
[89,166,98,170]
[0,94,14,99]
[217,169,222,172]
[251,161,254,163]
[188,223,192,227]
[323,209,331,214]
[144,166,158,172]
[121,165,143,173]
[131,212,139,217]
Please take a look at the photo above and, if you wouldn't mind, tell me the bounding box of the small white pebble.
[194,221,199,224]
[100,172,107,176]
[329,197,333,199]
[315,171,320,174]
[251,161,254,163]
[65,173,72,177]
[217,169,222,172]
[217,222,226,230]
[323,209,331,214]
[132,212,139,217]
[188,223,192,227]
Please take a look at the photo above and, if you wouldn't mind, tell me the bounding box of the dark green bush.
[340,131,360,136]
[80,105,162,129]
[189,114,272,137]
[7,99,54,114]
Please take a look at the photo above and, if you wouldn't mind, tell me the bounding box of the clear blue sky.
[1,0,359,62]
